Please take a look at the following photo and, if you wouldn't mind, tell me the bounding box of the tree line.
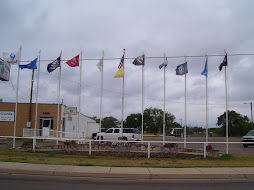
[91,107,252,136]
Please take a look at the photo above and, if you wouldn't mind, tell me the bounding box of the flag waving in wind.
[176,62,188,75]
[114,54,124,78]
[219,54,227,71]
[66,54,79,67]
[201,58,208,77]
[97,58,103,72]
[159,58,168,69]
[47,56,60,73]
[133,55,144,66]
[19,58,37,69]
[3,52,19,64]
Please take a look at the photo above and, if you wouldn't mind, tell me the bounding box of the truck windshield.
[246,130,254,136]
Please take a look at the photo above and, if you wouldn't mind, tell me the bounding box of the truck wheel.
[97,136,103,141]
[243,144,248,148]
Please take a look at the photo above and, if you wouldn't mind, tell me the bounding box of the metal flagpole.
[121,49,125,137]
[163,53,166,144]
[141,52,145,142]
[224,49,229,154]
[184,56,187,149]
[13,45,22,149]
[78,51,82,139]
[56,51,62,145]
[99,50,104,135]
[33,50,41,152]
[206,55,209,145]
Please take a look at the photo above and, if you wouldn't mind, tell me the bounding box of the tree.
[91,116,100,123]
[125,113,142,129]
[101,116,120,128]
[143,107,175,134]
[217,110,250,136]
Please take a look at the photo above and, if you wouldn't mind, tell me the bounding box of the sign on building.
[0,59,11,81]
[66,107,77,115]
[0,111,15,122]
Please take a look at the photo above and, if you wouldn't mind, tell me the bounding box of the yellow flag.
[114,66,124,78]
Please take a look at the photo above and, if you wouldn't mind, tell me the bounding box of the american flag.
[118,55,124,69]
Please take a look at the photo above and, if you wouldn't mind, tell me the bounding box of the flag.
[66,54,79,67]
[47,56,60,73]
[133,55,144,66]
[176,62,188,75]
[114,65,124,78]
[219,54,227,71]
[19,58,37,70]
[114,54,124,78]
[97,58,103,72]
[3,52,19,64]
[118,55,124,69]
[201,58,208,77]
[159,58,168,69]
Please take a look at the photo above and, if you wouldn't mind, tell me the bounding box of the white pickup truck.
[96,128,141,141]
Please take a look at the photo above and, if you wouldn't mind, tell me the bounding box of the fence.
[1,135,254,158]
[23,129,80,139]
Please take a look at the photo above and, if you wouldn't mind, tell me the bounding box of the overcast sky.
[1,0,254,128]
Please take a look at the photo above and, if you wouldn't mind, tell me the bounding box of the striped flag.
[118,55,124,69]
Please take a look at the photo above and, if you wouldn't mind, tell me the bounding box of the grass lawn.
[0,149,254,168]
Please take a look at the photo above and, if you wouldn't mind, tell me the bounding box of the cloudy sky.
[1,0,254,129]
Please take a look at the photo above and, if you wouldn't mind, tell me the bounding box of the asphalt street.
[0,174,254,190]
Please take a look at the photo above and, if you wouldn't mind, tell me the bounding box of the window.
[114,129,119,133]
[106,129,113,133]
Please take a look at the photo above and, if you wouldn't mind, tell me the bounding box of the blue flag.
[159,58,168,69]
[47,56,60,73]
[201,58,208,77]
[19,58,37,69]
[176,62,188,75]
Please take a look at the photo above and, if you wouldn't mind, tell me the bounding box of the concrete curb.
[0,162,254,179]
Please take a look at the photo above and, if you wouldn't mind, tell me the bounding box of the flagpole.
[225,49,229,154]
[205,55,209,145]
[29,69,35,123]
[33,50,41,152]
[141,53,145,142]
[184,56,187,149]
[121,49,125,138]
[13,45,22,149]
[163,53,166,145]
[99,50,104,135]
[56,51,62,145]
[78,51,82,139]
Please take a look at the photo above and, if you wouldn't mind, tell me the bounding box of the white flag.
[3,52,19,64]
[97,59,103,72]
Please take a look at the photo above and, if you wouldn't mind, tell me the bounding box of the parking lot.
[144,136,254,155]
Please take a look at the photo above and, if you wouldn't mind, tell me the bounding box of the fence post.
[33,137,36,152]
[89,141,92,155]
[204,143,206,158]
[148,141,150,158]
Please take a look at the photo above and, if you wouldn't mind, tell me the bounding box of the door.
[42,119,51,137]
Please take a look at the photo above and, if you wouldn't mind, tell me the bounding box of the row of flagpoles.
[3,47,229,153]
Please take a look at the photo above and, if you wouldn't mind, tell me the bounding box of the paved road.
[1,174,254,190]
[144,136,254,154]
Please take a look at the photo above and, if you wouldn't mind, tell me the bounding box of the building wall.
[0,102,61,137]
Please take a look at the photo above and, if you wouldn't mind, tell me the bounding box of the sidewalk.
[0,162,254,179]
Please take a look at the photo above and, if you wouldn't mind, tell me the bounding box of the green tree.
[217,110,250,136]
[101,116,120,128]
[125,113,142,129]
[143,107,175,134]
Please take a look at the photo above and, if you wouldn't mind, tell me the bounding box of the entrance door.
[42,118,51,137]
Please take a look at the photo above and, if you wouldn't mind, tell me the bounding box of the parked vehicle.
[242,130,254,148]
[96,128,141,141]
[92,128,107,140]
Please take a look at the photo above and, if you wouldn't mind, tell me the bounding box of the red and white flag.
[66,54,79,67]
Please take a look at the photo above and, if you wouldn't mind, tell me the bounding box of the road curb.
[0,162,254,180]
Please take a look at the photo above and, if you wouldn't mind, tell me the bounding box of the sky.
[1,0,254,129]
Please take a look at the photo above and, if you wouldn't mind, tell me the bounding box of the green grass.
[0,149,254,168]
